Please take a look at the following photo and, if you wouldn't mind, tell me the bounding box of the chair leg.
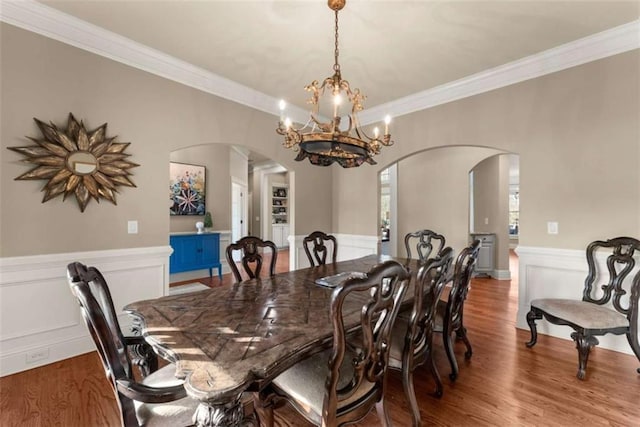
[443,330,459,382]
[252,392,274,427]
[570,331,598,380]
[401,361,421,427]
[525,308,542,348]
[456,326,473,359]
[375,398,392,427]
[428,352,444,398]
[625,330,640,374]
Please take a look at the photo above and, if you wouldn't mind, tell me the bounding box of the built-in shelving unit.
[271,184,289,248]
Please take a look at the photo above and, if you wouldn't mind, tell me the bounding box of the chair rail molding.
[0,245,172,376]
[516,246,639,356]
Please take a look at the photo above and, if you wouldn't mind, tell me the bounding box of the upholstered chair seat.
[526,237,640,380]
[529,299,629,330]
[269,347,375,425]
[134,365,200,427]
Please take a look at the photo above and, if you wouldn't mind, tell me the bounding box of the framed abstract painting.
[169,162,206,215]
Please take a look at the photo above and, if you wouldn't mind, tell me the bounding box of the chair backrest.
[225,236,278,283]
[403,247,455,362]
[302,231,338,266]
[323,260,411,426]
[582,237,640,317]
[445,240,481,328]
[404,229,446,263]
[67,262,137,426]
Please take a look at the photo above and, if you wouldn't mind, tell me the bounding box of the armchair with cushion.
[255,260,411,426]
[525,236,640,379]
[67,262,199,427]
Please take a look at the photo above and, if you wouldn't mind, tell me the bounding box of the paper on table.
[315,271,367,288]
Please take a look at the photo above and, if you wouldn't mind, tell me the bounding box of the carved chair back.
[403,247,455,366]
[404,229,446,264]
[226,236,278,283]
[445,239,481,331]
[582,237,640,316]
[67,262,139,426]
[302,231,338,266]
[323,259,411,425]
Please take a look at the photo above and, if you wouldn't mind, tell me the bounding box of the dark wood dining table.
[124,254,416,427]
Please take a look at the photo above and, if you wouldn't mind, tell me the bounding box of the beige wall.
[397,146,505,256]
[333,50,640,250]
[1,23,638,258]
[0,24,332,257]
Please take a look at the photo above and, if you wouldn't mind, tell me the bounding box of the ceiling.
[35,0,639,115]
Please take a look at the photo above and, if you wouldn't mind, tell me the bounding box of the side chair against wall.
[254,260,411,427]
[388,247,455,426]
[67,262,199,427]
[434,239,481,381]
[525,236,640,380]
[404,229,446,264]
[225,235,277,283]
[303,231,338,266]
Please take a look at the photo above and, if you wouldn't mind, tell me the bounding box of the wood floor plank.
[1,250,638,426]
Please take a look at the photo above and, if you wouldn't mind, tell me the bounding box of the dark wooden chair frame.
[391,247,454,426]
[435,239,481,381]
[404,229,446,264]
[67,262,187,427]
[225,235,278,283]
[525,236,640,379]
[256,260,411,427]
[303,231,338,266]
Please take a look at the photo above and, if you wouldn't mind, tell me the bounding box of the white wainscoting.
[289,233,379,270]
[0,245,172,376]
[516,246,638,356]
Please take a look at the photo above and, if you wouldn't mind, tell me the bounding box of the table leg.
[193,394,257,427]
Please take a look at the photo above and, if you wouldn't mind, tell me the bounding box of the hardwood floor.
[2,250,639,426]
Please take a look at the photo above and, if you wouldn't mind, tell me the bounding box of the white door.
[231,182,248,261]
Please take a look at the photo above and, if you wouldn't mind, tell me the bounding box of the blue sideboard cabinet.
[169,233,222,281]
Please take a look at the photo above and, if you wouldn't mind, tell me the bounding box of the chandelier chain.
[334,10,340,73]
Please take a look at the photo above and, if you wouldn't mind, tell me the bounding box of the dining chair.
[67,262,199,427]
[526,236,640,379]
[255,259,411,427]
[434,239,481,381]
[303,231,338,266]
[225,235,278,283]
[388,247,454,426]
[404,229,446,264]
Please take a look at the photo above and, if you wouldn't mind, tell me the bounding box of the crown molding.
[361,19,640,124]
[2,2,638,125]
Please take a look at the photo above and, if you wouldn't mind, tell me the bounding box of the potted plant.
[203,211,213,231]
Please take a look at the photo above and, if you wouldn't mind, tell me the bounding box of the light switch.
[547,221,558,235]
[128,220,138,234]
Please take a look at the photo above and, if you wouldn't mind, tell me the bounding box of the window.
[509,188,519,236]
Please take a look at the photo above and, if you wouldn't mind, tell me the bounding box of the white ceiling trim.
[2,1,638,126]
[360,19,640,124]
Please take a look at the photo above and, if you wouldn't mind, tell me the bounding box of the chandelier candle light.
[276,0,394,168]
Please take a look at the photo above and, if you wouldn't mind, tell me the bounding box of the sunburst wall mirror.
[7,113,138,212]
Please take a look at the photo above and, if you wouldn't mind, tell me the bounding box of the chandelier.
[276,0,393,168]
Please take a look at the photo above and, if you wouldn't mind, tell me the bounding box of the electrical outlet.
[127,220,138,234]
[484,217,489,225]
[26,347,49,363]
[547,221,559,235]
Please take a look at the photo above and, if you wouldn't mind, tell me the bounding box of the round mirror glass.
[67,151,98,175]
